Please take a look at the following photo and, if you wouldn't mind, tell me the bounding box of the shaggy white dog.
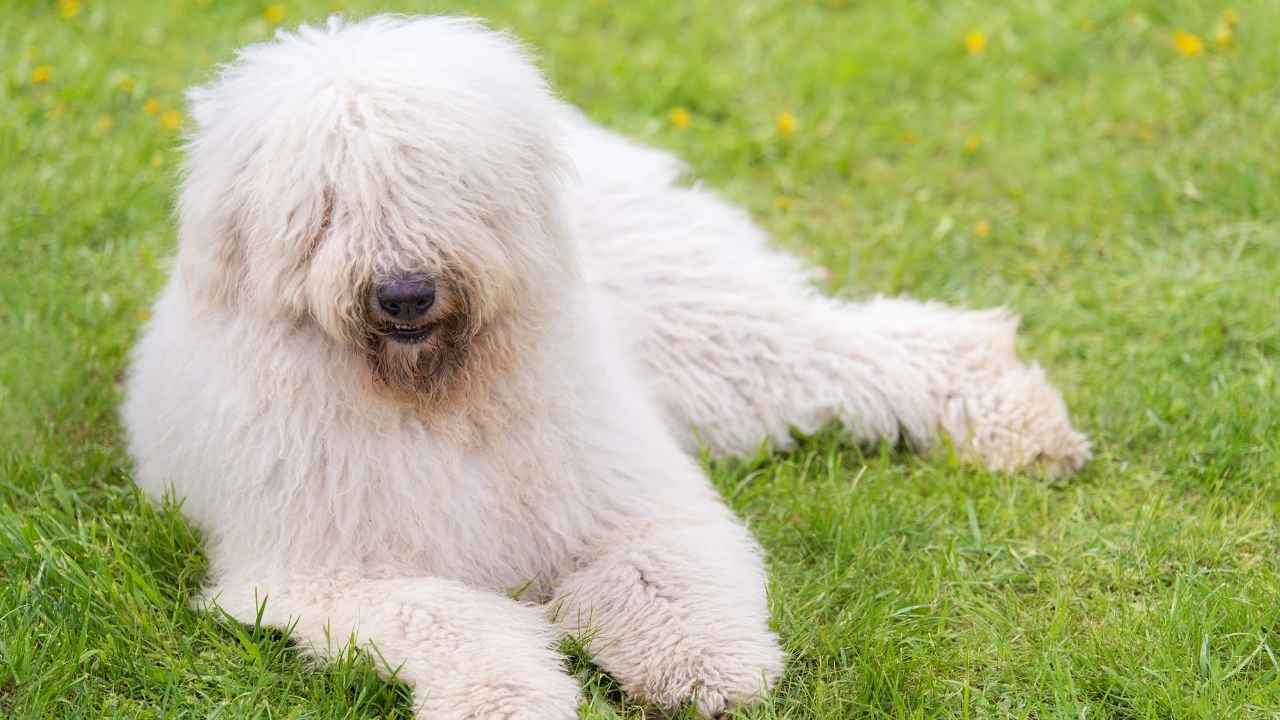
[123,15,1090,719]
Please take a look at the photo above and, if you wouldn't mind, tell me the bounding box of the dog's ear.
[175,181,249,313]
[171,83,243,310]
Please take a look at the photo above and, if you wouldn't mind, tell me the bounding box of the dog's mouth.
[380,323,436,344]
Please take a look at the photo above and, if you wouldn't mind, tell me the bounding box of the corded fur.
[123,15,1089,719]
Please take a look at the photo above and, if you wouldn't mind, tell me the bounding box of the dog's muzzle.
[373,274,436,343]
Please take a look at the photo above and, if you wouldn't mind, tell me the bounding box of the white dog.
[123,15,1089,718]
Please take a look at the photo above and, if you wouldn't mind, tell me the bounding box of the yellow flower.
[776,111,797,138]
[974,220,992,238]
[964,31,988,56]
[264,4,286,24]
[963,134,981,154]
[58,0,80,18]
[1222,8,1239,27]
[143,98,161,115]
[150,152,163,168]
[96,113,113,133]
[1214,26,1233,47]
[1173,31,1204,57]
[668,107,691,130]
[774,196,794,210]
[118,76,137,92]
[160,110,183,130]
[31,65,52,84]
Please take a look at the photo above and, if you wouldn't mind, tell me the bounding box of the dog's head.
[177,16,572,401]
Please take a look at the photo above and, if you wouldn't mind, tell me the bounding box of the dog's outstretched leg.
[553,513,784,717]
[207,576,581,720]
[614,262,1090,477]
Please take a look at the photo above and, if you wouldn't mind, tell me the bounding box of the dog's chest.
[280,414,615,592]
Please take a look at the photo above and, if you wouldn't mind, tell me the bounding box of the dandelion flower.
[1222,8,1239,27]
[143,98,161,115]
[31,65,52,84]
[774,196,794,210]
[118,76,137,92]
[668,107,691,130]
[264,5,286,24]
[964,31,987,56]
[1214,26,1233,47]
[58,0,80,18]
[160,110,183,130]
[974,220,992,238]
[1172,31,1204,57]
[963,134,981,154]
[776,111,797,138]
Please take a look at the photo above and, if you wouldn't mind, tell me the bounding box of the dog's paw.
[885,304,1090,478]
[554,522,783,718]
[559,586,782,717]
[942,363,1091,479]
[442,692,580,720]
[414,668,582,720]
[624,634,784,718]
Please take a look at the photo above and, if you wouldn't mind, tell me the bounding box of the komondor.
[123,15,1090,719]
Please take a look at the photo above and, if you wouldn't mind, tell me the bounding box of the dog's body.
[124,16,1089,718]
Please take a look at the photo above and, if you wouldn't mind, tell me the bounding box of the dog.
[123,15,1089,718]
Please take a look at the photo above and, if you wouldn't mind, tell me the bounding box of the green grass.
[2,0,1278,717]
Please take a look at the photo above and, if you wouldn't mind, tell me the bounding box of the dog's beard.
[345,273,524,411]
[366,314,472,402]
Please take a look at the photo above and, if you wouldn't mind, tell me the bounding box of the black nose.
[376,275,435,322]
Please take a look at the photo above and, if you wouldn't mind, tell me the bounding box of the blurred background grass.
[1,1,1278,718]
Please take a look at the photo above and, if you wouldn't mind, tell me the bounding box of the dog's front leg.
[553,514,785,717]
[206,575,580,719]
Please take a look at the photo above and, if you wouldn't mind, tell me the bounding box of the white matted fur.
[123,15,1090,719]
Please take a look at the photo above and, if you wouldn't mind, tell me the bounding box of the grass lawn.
[3,0,1279,717]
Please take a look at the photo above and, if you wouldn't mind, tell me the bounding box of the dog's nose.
[376,275,435,322]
